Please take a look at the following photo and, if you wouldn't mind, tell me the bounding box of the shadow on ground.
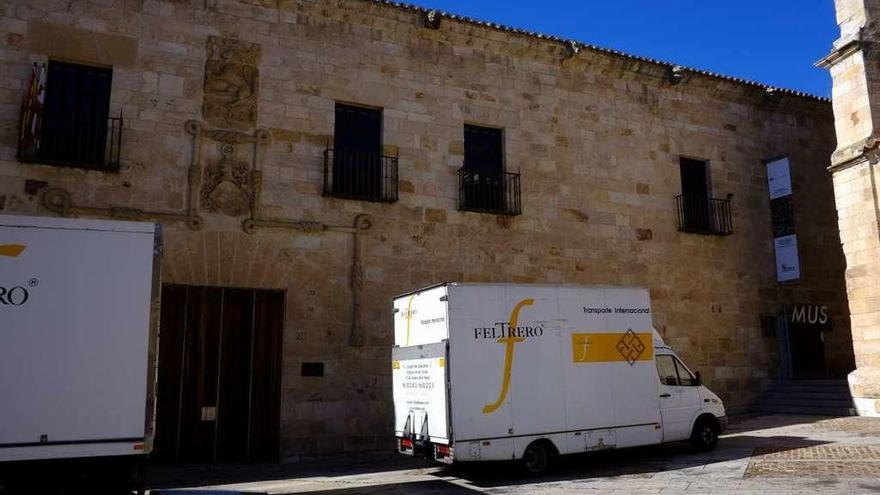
[145,424,830,493]
[152,480,483,495]
[724,414,835,434]
[145,454,426,491]
[441,434,828,489]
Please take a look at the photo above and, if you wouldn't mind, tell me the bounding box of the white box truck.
[0,214,160,491]
[392,283,726,474]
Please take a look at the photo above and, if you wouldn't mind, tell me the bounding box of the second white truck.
[0,214,160,491]
[392,283,726,473]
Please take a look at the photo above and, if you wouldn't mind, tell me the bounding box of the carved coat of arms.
[201,144,252,217]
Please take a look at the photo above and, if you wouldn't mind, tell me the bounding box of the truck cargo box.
[0,214,160,463]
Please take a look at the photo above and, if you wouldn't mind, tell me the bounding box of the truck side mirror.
[694,371,702,386]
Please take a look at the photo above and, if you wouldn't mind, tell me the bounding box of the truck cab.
[653,332,727,451]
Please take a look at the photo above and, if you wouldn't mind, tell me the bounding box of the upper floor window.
[458,124,521,215]
[17,61,123,171]
[675,157,732,235]
[323,103,398,202]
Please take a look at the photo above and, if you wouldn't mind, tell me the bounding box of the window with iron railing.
[324,103,398,202]
[458,168,522,215]
[459,124,521,215]
[676,158,732,235]
[323,148,398,202]
[17,61,122,172]
[675,195,734,235]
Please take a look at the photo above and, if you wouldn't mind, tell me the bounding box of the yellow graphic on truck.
[572,329,653,365]
[482,298,535,415]
[403,294,416,345]
[0,245,25,257]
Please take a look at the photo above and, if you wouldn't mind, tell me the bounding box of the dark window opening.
[17,61,122,171]
[675,158,732,235]
[464,124,504,175]
[459,124,520,215]
[324,103,397,202]
[301,362,325,377]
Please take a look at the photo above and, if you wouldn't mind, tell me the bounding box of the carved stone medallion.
[202,36,261,130]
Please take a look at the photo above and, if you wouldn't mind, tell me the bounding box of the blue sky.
[410,1,838,97]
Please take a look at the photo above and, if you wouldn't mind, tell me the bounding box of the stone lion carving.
[202,36,261,130]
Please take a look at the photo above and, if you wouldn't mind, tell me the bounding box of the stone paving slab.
[750,445,880,460]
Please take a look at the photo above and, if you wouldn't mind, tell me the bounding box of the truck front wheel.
[690,416,720,452]
[522,441,553,475]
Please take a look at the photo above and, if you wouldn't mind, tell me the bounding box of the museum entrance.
[153,285,285,463]
[788,322,827,379]
[779,304,831,380]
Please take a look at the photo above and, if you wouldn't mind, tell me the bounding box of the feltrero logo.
[0,285,29,306]
[479,298,541,415]
[1,244,35,306]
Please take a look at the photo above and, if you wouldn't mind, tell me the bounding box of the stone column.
[818,0,880,416]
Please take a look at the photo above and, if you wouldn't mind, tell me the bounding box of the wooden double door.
[154,285,284,463]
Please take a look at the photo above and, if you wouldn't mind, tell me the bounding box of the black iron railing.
[323,148,399,203]
[675,194,733,235]
[17,104,123,172]
[458,168,522,215]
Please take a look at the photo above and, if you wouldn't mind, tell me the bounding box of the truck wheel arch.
[692,413,720,433]
[521,438,560,460]
[520,439,559,475]
[515,437,561,460]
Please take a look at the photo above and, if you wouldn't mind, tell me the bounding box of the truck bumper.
[397,437,454,464]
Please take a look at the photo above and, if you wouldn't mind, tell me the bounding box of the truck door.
[656,354,702,442]
[392,342,451,446]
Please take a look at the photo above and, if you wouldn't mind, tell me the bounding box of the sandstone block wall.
[822,0,880,417]
[0,0,854,454]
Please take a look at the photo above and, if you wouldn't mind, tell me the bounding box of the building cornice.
[816,38,863,69]
[828,137,880,173]
[358,0,830,103]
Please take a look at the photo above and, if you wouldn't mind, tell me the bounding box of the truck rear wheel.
[522,441,553,475]
[690,417,719,452]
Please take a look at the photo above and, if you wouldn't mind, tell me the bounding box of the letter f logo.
[0,245,25,257]
[482,298,534,414]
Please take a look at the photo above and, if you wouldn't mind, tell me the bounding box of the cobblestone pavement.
[147,415,880,494]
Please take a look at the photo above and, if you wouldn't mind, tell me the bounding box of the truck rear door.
[392,343,450,446]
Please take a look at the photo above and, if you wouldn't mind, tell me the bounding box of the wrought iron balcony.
[458,168,522,216]
[17,104,123,172]
[675,194,733,236]
[323,148,399,203]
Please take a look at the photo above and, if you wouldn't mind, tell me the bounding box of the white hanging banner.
[767,157,793,200]
[774,234,801,282]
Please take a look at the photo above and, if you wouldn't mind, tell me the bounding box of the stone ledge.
[27,21,138,67]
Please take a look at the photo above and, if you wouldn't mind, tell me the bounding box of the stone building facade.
[820,0,880,417]
[0,0,855,457]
